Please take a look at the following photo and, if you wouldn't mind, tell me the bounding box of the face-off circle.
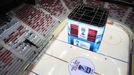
[68,57,95,75]
[103,25,122,45]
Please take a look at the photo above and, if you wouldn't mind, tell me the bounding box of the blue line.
[56,39,128,64]
[28,70,39,75]
[96,52,128,63]
[56,39,69,44]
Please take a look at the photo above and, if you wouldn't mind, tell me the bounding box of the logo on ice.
[69,57,95,75]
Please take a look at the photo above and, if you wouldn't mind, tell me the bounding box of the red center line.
[45,53,101,75]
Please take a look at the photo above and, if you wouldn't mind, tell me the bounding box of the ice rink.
[29,19,132,75]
